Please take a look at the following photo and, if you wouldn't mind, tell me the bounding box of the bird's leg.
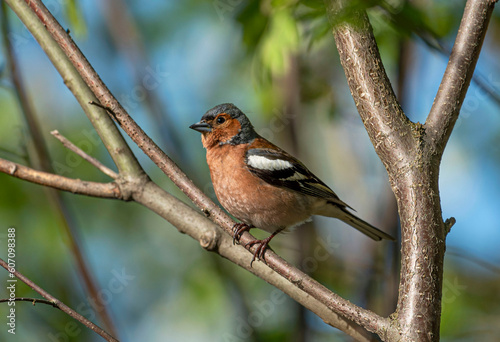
[232,223,253,245]
[245,229,283,267]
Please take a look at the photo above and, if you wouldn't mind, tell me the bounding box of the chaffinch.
[190,103,395,264]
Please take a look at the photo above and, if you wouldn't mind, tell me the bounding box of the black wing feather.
[245,148,351,208]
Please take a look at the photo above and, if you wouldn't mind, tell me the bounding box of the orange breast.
[206,144,314,233]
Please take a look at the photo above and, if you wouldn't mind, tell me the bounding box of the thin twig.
[0,297,59,308]
[51,130,118,179]
[417,35,500,107]
[4,0,143,179]
[324,0,495,339]
[0,5,120,336]
[0,158,122,198]
[377,3,500,107]
[0,1,50,173]
[0,258,118,342]
[13,0,387,335]
[426,0,498,152]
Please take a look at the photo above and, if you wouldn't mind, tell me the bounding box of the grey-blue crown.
[203,103,258,145]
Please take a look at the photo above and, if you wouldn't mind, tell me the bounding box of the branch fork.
[1,0,496,341]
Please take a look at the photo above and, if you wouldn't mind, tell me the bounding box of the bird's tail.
[316,201,396,241]
[337,208,395,241]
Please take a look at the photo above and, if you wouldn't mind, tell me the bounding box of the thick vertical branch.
[329,9,439,342]
[426,0,497,153]
[5,0,386,339]
[326,0,496,341]
[5,0,495,340]
[328,9,414,179]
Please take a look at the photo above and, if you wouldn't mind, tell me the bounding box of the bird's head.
[190,103,258,148]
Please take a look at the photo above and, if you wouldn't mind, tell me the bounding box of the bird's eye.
[216,117,226,124]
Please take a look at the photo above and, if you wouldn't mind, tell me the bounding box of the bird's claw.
[232,224,276,267]
[232,223,252,245]
[245,239,271,267]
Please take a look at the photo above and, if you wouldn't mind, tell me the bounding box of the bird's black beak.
[189,121,212,133]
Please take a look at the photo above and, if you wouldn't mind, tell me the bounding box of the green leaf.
[259,9,299,77]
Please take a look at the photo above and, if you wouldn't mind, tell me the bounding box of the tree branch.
[426,0,498,153]
[0,258,118,342]
[0,3,124,335]
[133,181,374,341]
[4,0,143,179]
[20,0,226,223]
[326,0,497,340]
[0,297,59,308]
[51,130,118,179]
[7,0,495,340]
[0,153,374,341]
[4,0,389,337]
[0,158,121,199]
[326,2,414,180]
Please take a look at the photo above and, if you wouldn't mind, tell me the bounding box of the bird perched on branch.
[190,103,395,265]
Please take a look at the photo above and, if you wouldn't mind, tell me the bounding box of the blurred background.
[0,0,499,341]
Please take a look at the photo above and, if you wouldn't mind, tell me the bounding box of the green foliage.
[63,0,87,36]
[259,10,299,77]
[1,1,499,341]
[237,1,269,55]
[233,0,460,113]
